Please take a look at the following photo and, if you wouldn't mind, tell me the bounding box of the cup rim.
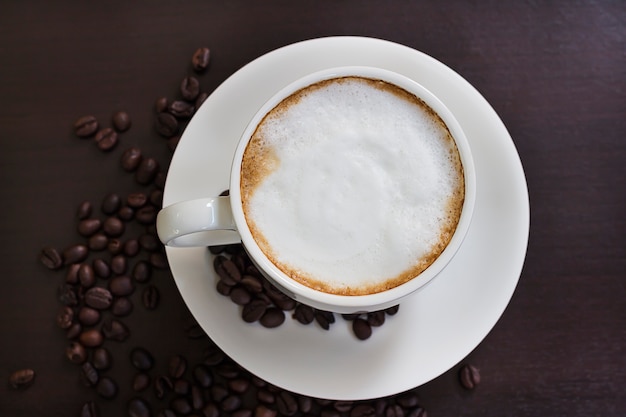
[229,66,476,312]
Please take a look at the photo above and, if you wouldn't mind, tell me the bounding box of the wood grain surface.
[0,1,624,416]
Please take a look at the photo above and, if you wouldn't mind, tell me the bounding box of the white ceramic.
[157,66,476,314]
[161,36,530,400]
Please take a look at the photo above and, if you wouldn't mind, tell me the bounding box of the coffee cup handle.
[156,196,241,247]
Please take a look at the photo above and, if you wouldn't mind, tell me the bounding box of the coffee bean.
[109,275,135,296]
[142,285,160,309]
[66,322,82,339]
[292,304,315,325]
[173,379,190,395]
[203,345,225,366]
[171,397,193,415]
[63,244,89,265]
[135,157,160,185]
[230,287,251,306]
[126,192,148,208]
[156,112,179,137]
[154,375,173,399]
[102,318,130,341]
[149,252,168,269]
[211,385,229,402]
[385,305,400,315]
[395,392,420,408]
[132,260,152,283]
[56,306,74,329]
[191,385,205,410]
[333,401,353,412]
[168,100,195,118]
[193,364,212,388]
[240,275,263,293]
[93,347,112,370]
[133,373,151,392]
[276,391,298,416]
[131,347,154,371]
[84,287,113,309]
[139,233,160,252]
[155,97,168,113]
[191,47,211,72]
[127,398,151,417]
[241,299,268,323]
[108,238,124,255]
[118,205,135,221]
[215,258,241,286]
[367,311,386,327]
[94,127,119,151]
[180,76,200,101]
[8,368,35,390]
[103,216,125,237]
[77,218,102,237]
[221,395,242,412]
[80,401,98,417]
[74,115,99,138]
[78,307,101,326]
[459,364,480,390]
[149,189,163,207]
[63,263,79,284]
[405,407,427,417]
[195,92,209,109]
[350,404,376,417]
[66,342,87,364]
[124,239,140,257]
[77,200,93,220]
[385,404,404,417]
[314,310,335,330]
[255,405,277,417]
[228,379,250,394]
[168,355,187,379]
[89,233,109,251]
[81,362,99,387]
[93,258,111,278]
[136,206,157,224]
[79,329,104,347]
[57,284,78,306]
[78,263,96,288]
[112,111,131,132]
[298,396,313,413]
[216,280,232,296]
[352,318,372,340]
[166,136,180,152]
[111,297,133,316]
[96,376,118,399]
[39,246,63,269]
[121,147,143,172]
[101,193,122,215]
[259,308,285,328]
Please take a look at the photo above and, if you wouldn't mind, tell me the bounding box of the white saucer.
[162,36,530,401]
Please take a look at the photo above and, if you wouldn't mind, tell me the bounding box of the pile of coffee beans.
[22,45,481,416]
[209,243,400,341]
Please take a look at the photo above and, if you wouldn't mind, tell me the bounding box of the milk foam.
[241,77,464,295]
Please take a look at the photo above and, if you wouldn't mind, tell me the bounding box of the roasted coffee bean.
[350,404,376,417]
[240,275,263,293]
[211,385,230,403]
[64,263,80,285]
[149,189,163,207]
[333,401,354,412]
[121,147,143,172]
[139,233,160,252]
[124,239,140,257]
[112,111,131,132]
[385,404,404,417]
[78,307,101,326]
[259,308,285,328]
[89,233,109,251]
[269,291,296,311]
[78,263,96,288]
[367,311,386,327]
[158,410,177,417]
[133,373,151,392]
[193,364,212,388]
[94,127,119,151]
[385,305,400,315]
[195,91,209,109]
[93,347,112,370]
[132,260,152,283]
[63,244,89,265]
[39,246,63,269]
[102,318,130,341]
[257,389,275,404]
[136,157,160,185]
[57,284,78,306]
[180,76,200,101]
[216,280,232,296]
[255,405,277,417]
[228,379,250,394]
[103,217,125,237]
[66,342,87,364]
[276,391,298,416]
[149,252,168,269]
[173,379,190,395]
[233,409,252,417]
[142,285,160,309]
[405,407,427,417]
[125,192,146,208]
[136,206,157,224]
[56,306,75,329]
[314,310,335,330]
[298,396,313,413]
[459,364,480,390]
[221,395,242,412]
[92,258,111,278]
[96,376,118,399]
[156,112,179,137]
[80,401,98,417]
[191,47,211,72]
[395,392,420,408]
[203,345,225,366]
[78,218,102,237]
[111,297,133,316]
[109,275,134,296]
[191,385,204,410]
[66,322,82,339]
[241,299,267,323]
[216,258,241,285]
[155,96,168,113]
[109,256,126,276]
[84,287,113,309]
[166,136,180,152]
[131,347,154,371]
[171,397,193,415]
[230,287,251,305]
[292,304,315,325]
[81,362,99,386]
[102,193,122,215]
[108,238,123,255]
[8,368,35,389]
[79,329,103,347]
[352,318,372,340]
[128,398,151,417]
[118,205,135,221]
[168,355,187,379]
[154,375,173,399]
[74,115,99,138]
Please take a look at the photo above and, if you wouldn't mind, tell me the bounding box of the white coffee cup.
[157,66,476,313]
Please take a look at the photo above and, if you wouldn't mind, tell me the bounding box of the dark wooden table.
[1,1,624,416]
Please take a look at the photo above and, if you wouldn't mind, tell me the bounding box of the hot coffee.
[240,76,465,296]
